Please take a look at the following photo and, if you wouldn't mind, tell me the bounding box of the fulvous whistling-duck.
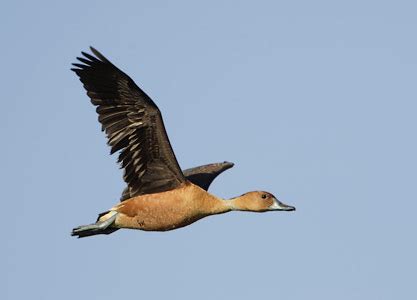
[71,48,295,238]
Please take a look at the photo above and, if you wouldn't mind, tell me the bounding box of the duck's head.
[230,191,295,212]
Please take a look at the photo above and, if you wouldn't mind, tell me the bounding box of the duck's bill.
[269,199,296,211]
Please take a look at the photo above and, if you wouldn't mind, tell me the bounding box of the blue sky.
[2,1,416,299]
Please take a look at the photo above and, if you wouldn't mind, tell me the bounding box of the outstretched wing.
[182,161,234,191]
[72,47,186,196]
[120,161,234,201]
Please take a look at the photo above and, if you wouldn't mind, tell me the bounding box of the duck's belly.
[111,196,205,231]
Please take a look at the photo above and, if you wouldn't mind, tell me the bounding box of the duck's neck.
[201,194,249,215]
[190,184,242,215]
[203,196,233,215]
[194,189,233,216]
[227,195,251,211]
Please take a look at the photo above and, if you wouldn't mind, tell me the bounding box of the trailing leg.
[71,211,119,238]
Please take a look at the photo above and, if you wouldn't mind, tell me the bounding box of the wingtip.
[72,63,85,69]
[89,46,109,63]
[222,161,235,169]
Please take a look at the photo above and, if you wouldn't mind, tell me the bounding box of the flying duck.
[71,48,295,238]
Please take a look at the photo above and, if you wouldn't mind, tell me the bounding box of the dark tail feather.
[71,211,119,238]
[71,225,119,238]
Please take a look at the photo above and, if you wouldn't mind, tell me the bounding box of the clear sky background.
[1,1,416,299]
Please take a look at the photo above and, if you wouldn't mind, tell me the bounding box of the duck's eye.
[261,194,267,199]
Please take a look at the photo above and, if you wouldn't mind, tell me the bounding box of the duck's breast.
[112,184,206,231]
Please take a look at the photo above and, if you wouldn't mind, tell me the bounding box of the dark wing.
[120,161,234,201]
[182,161,234,191]
[72,47,186,196]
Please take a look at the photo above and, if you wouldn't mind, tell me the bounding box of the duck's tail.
[71,211,119,238]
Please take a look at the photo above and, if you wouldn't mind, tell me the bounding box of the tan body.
[101,183,230,231]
